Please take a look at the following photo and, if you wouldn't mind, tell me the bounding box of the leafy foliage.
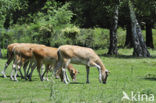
[0,0,155,50]
[0,1,74,46]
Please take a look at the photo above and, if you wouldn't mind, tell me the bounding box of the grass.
[0,49,156,103]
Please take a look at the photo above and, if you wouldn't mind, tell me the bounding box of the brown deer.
[10,43,43,81]
[1,43,23,78]
[31,46,78,81]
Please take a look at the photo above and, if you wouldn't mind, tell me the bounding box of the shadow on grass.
[0,74,23,78]
[143,74,156,81]
[0,75,11,78]
[70,82,84,84]
[99,54,156,59]
[0,57,7,59]
[0,75,40,82]
[144,78,156,81]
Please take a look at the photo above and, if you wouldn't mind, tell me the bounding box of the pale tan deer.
[54,45,109,84]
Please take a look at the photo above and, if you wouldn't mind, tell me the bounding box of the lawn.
[0,49,156,103]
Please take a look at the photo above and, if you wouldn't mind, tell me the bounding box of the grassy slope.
[0,49,156,103]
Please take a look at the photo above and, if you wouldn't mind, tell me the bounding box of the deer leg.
[89,62,102,83]
[62,67,68,84]
[41,65,48,81]
[65,71,70,82]
[19,69,24,79]
[23,61,29,80]
[55,69,61,79]
[27,62,33,76]
[64,59,71,82]
[10,60,16,80]
[42,65,49,81]
[14,57,24,81]
[45,70,49,81]
[28,63,37,81]
[1,55,14,78]
[1,63,8,78]
[36,62,43,81]
[54,58,63,76]
[14,63,22,81]
[96,66,102,83]
[41,64,44,76]
[86,66,90,83]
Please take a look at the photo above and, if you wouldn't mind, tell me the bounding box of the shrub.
[62,26,80,45]
[75,28,109,49]
[93,28,109,49]
[152,29,156,48]
[62,26,80,38]
[117,28,126,47]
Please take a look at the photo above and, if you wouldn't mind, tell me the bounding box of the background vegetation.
[0,0,155,57]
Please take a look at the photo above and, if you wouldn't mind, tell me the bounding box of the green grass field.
[0,49,156,103]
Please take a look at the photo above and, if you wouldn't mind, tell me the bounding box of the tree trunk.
[129,1,150,57]
[0,30,2,58]
[107,3,119,55]
[124,21,133,48]
[4,14,10,29]
[146,20,154,48]
[0,48,2,58]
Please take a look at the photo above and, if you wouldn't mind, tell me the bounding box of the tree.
[134,0,156,48]
[129,1,150,57]
[0,30,2,58]
[125,21,133,48]
[146,20,154,48]
[107,0,119,55]
[0,50,1,58]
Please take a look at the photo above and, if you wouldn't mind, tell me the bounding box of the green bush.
[152,29,156,48]
[62,26,80,38]
[0,2,74,47]
[0,49,7,58]
[93,28,109,49]
[77,29,95,48]
[75,28,109,49]
[62,26,80,45]
[117,28,126,47]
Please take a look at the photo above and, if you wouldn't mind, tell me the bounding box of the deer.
[1,43,24,78]
[54,45,109,84]
[10,43,77,81]
[1,43,38,79]
[10,43,42,81]
[2,43,78,81]
[31,46,78,81]
[40,63,78,81]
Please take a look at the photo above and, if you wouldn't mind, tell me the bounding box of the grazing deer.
[31,46,78,81]
[10,43,41,81]
[1,43,38,79]
[41,63,78,81]
[54,45,109,84]
[2,43,78,81]
[1,43,24,78]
